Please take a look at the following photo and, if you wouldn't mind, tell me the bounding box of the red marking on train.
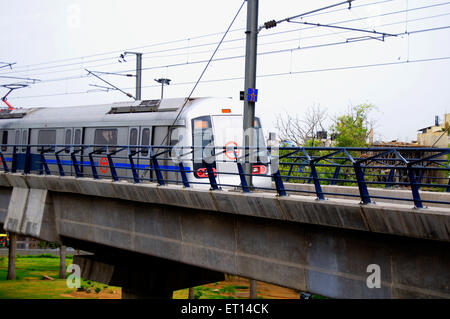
[100,157,109,173]
[225,141,239,160]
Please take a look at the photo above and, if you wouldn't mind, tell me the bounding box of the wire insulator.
[264,20,277,29]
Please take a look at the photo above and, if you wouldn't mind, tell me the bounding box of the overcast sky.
[1,0,449,142]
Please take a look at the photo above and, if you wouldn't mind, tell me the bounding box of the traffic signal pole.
[243,0,259,188]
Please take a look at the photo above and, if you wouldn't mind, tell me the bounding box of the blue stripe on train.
[2,157,191,172]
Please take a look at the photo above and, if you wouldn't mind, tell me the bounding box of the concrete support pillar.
[7,232,16,280]
[250,279,258,299]
[188,287,195,299]
[59,245,66,279]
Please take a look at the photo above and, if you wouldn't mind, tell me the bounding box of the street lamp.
[154,78,171,99]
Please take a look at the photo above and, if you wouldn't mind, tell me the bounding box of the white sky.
[1,0,449,142]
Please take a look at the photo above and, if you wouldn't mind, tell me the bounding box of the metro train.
[0,97,271,188]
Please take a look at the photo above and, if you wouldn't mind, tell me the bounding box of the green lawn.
[0,255,119,299]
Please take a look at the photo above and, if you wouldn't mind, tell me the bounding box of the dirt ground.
[62,276,300,299]
[202,276,300,299]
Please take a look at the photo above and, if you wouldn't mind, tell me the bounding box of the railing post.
[205,161,219,190]
[11,146,17,173]
[129,153,140,184]
[285,163,294,182]
[40,151,50,175]
[55,152,65,177]
[24,145,31,174]
[310,162,325,200]
[71,151,82,178]
[0,151,9,172]
[273,169,287,196]
[446,177,450,193]
[88,151,99,180]
[408,164,423,209]
[236,161,250,193]
[107,153,118,182]
[178,162,190,188]
[150,148,165,186]
[385,168,395,188]
[331,165,341,185]
[353,162,371,204]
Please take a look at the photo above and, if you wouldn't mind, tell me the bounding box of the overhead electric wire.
[1,0,396,75]
[35,21,450,85]
[27,8,450,84]
[0,0,412,77]
[11,55,450,100]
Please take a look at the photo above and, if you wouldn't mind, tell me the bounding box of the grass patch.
[0,256,118,299]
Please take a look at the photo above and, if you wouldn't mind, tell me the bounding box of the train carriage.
[0,97,271,189]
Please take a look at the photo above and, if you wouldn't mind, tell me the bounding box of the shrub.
[95,287,101,294]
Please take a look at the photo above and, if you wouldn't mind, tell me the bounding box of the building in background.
[417,113,450,147]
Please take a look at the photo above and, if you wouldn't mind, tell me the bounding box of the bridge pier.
[71,242,225,299]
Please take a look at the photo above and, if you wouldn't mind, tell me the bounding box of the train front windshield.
[192,115,269,186]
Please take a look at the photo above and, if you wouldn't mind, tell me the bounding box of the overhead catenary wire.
[1,0,395,75]
[4,1,449,81]
[35,22,450,85]
[23,8,450,85]
[10,55,450,100]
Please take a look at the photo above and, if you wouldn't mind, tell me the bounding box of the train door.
[211,115,242,186]
[30,128,63,175]
[73,128,83,174]
[152,126,170,183]
[128,126,139,181]
[84,127,127,180]
[138,126,151,181]
[168,127,182,184]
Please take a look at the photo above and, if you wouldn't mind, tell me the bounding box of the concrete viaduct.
[0,172,449,298]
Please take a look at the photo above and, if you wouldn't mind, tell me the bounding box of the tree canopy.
[330,103,375,147]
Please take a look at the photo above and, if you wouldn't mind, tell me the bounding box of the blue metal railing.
[0,144,448,209]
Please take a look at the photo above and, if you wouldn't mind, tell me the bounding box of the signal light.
[252,165,267,175]
[196,167,217,178]
[221,108,231,113]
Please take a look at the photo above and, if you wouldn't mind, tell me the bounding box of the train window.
[1,131,7,152]
[21,131,28,152]
[65,130,72,153]
[141,128,150,156]
[94,129,117,153]
[169,128,180,146]
[129,128,137,153]
[38,130,56,152]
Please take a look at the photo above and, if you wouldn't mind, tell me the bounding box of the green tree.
[331,104,375,147]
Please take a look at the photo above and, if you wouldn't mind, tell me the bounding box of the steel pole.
[243,0,258,187]
[136,53,142,100]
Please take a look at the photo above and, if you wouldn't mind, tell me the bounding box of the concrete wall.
[0,173,449,298]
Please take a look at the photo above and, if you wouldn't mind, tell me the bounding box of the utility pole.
[120,52,143,100]
[243,0,259,188]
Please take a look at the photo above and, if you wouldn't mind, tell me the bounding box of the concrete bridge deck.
[0,172,448,298]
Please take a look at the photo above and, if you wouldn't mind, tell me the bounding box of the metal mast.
[243,0,259,187]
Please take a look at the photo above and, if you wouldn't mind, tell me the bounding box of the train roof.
[0,97,227,129]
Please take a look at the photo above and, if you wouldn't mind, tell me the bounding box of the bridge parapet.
[0,144,448,208]
[0,173,448,243]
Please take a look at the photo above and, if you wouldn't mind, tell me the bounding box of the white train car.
[0,97,271,189]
